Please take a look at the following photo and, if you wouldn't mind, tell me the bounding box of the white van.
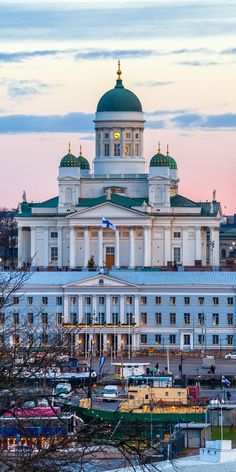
[102,385,119,401]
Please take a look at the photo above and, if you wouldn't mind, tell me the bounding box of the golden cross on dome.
[166,144,169,155]
[79,145,82,156]
[158,142,161,153]
[117,60,122,80]
[68,142,71,154]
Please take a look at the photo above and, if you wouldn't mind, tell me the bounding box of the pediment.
[148,175,170,183]
[63,274,138,288]
[67,202,147,220]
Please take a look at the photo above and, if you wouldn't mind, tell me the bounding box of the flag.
[99,356,106,373]
[221,375,231,387]
[102,217,116,231]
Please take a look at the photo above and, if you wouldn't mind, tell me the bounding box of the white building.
[17,62,221,270]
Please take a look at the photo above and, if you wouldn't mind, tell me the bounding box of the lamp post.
[121,340,124,391]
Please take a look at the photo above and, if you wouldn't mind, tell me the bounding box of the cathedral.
[17,62,221,270]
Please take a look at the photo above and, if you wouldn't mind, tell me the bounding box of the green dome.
[166,155,177,169]
[77,154,90,169]
[150,152,169,167]
[60,152,79,167]
[97,79,142,113]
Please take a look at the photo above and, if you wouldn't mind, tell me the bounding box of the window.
[126,296,133,305]
[141,297,147,305]
[135,133,139,139]
[135,143,139,156]
[126,313,134,324]
[155,334,162,345]
[227,297,234,305]
[169,297,176,305]
[13,334,19,346]
[105,132,109,139]
[213,297,219,306]
[125,143,131,156]
[170,313,176,325]
[98,312,105,324]
[198,334,205,345]
[56,313,63,326]
[126,132,131,139]
[114,143,121,156]
[156,297,162,305]
[99,279,104,285]
[184,334,191,345]
[112,313,119,324]
[0,313,5,324]
[184,313,190,325]
[42,297,48,305]
[173,232,181,238]
[169,334,176,345]
[184,297,190,305]
[41,332,48,345]
[0,297,4,306]
[212,313,219,326]
[56,297,62,306]
[99,297,105,305]
[0,334,4,344]
[51,247,58,262]
[104,143,109,156]
[227,313,233,325]
[212,334,219,345]
[27,313,34,325]
[51,232,58,238]
[156,313,162,325]
[173,247,181,263]
[28,297,33,305]
[70,297,77,306]
[198,313,205,325]
[70,313,77,324]
[112,297,118,306]
[97,144,100,157]
[13,313,19,325]
[227,335,233,345]
[13,297,19,305]
[221,248,226,258]
[41,313,48,325]
[85,297,91,305]
[141,334,147,344]
[27,333,34,344]
[141,313,147,325]
[85,313,92,325]
[198,297,205,305]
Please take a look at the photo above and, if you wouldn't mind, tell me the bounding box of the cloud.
[74,49,154,60]
[0,79,52,99]
[1,2,236,43]
[135,80,175,87]
[0,49,66,63]
[145,120,166,129]
[171,112,236,128]
[146,109,190,116]
[0,113,93,134]
[178,60,221,66]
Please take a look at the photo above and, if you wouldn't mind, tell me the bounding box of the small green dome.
[97,63,142,113]
[150,152,169,167]
[166,155,177,169]
[78,148,90,169]
[60,148,79,168]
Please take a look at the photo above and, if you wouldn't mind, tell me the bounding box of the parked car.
[225,352,236,360]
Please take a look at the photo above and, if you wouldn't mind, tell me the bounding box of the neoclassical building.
[17,63,221,270]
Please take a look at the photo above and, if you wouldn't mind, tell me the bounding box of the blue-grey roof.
[3,270,236,287]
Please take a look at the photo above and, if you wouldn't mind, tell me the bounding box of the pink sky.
[0,1,235,213]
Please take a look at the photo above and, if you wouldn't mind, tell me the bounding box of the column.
[195,226,202,262]
[103,333,108,353]
[43,227,49,268]
[143,226,151,266]
[98,227,103,267]
[117,334,122,351]
[64,294,69,323]
[164,225,171,265]
[69,227,76,268]
[182,227,189,266]
[115,228,120,268]
[106,295,111,323]
[92,294,97,320]
[17,227,23,268]
[83,227,90,268]
[132,129,136,156]
[109,129,112,157]
[30,227,36,266]
[78,295,83,323]
[120,295,125,323]
[57,227,63,268]
[121,128,125,157]
[134,295,139,325]
[129,227,135,268]
[210,226,219,266]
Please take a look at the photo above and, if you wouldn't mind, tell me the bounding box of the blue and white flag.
[102,217,116,231]
[99,356,106,373]
[221,375,231,387]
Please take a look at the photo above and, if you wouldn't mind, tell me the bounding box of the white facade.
[16,66,221,270]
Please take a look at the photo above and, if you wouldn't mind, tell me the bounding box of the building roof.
[7,270,236,287]
[96,78,142,113]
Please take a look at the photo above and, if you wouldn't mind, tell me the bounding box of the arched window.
[65,187,72,204]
